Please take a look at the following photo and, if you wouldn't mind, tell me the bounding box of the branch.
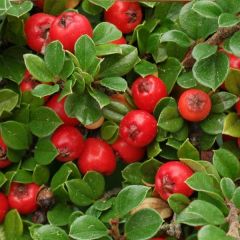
[182,24,240,69]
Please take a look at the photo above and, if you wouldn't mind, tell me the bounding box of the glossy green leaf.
[223,112,240,137]
[134,60,158,77]
[177,138,200,160]
[95,44,122,56]
[32,84,60,98]
[229,31,240,57]
[218,13,240,27]
[168,193,190,214]
[192,43,218,61]
[7,1,33,17]
[0,89,19,116]
[100,77,128,92]
[192,1,223,18]
[220,177,236,200]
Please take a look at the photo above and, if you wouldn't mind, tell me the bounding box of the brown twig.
[182,24,240,69]
[109,219,126,240]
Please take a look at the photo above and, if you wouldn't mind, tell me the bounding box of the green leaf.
[220,177,236,200]
[99,45,139,78]
[47,203,73,226]
[43,0,66,15]
[31,84,60,98]
[161,30,194,48]
[122,163,143,185]
[100,77,128,92]
[158,57,182,94]
[229,31,240,57]
[4,209,23,240]
[218,13,240,27]
[31,225,68,240]
[200,113,225,135]
[140,159,161,184]
[59,56,75,80]
[100,121,119,142]
[88,88,110,109]
[192,1,223,19]
[1,121,30,150]
[192,43,218,61]
[93,22,122,44]
[0,172,7,188]
[24,54,55,82]
[198,225,234,240]
[186,172,222,196]
[69,215,108,240]
[125,209,163,240]
[224,69,240,95]
[147,141,161,159]
[44,41,65,76]
[83,171,105,200]
[134,60,158,77]
[29,106,63,137]
[34,137,58,165]
[116,185,150,217]
[177,71,197,89]
[88,0,114,10]
[193,52,229,90]
[168,193,190,214]
[211,91,238,113]
[96,44,122,56]
[177,138,200,160]
[33,165,50,185]
[215,0,240,14]
[7,1,33,17]
[65,93,102,125]
[231,187,240,208]
[75,35,100,76]
[13,169,32,183]
[66,179,94,207]
[176,200,226,226]
[213,148,240,180]
[223,112,240,137]
[0,89,19,116]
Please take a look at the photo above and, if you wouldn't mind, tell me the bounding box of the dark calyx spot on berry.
[39,24,51,40]
[162,175,174,194]
[15,184,28,198]
[32,210,47,224]
[37,187,55,210]
[138,79,152,93]
[58,147,70,158]
[128,124,139,141]
[186,93,206,112]
[126,10,137,23]
[0,147,6,160]
[59,16,72,28]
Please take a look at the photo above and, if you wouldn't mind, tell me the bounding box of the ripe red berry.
[229,54,240,70]
[49,12,93,52]
[78,138,116,175]
[0,136,11,169]
[112,137,145,164]
[119,110,157,147]
[104,1,143,34]
[235,99,240,115]
[155,161,194,201]
[131,75,168,113]
[178,89,211,122]
[46,93,79,126]
[51,125,84,162]
[24,13,55,53]
[20,70,39,92]
[8,182,40,215]
[111,36,127,44]
[0,193,8,223]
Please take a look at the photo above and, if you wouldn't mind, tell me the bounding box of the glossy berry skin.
[0,136,11,169]
[51,125,84,162]
[119,110,157,147]
[49,12,93,52]
[235,99,240,115]
[229,54,240,69]
[20,70,39,92]
[104,1,143,34]
[132,75,168,113]
[24,13,55,53]
[178,89,211,122]
[155,161,194,201]
[111,36,127,44]
[8,182,40,215]
[46,93,79,126]
[78,138,116,175]
[0,193,8,223]
[112,137,145,164]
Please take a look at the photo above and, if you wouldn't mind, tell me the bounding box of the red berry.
[155,161,194,201]
[46,93,79,126]
[51,125,84,162]
[151,238,165,240]
[0,193,8,223]
[24,13,55,53]
[104,1,143,34]
[20,70,39,92]
[34,0,44,9]
[112,137,145,164]
[49,12,93,52]
[235,99,240,115]
[178,89,211,122]
[78,138,116,175]
[131,75,167,113]
[111,36,127,44]
[0,136,11,169]
[119,110,157,147]
[8,182,40,215]
[229,54,240,70]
